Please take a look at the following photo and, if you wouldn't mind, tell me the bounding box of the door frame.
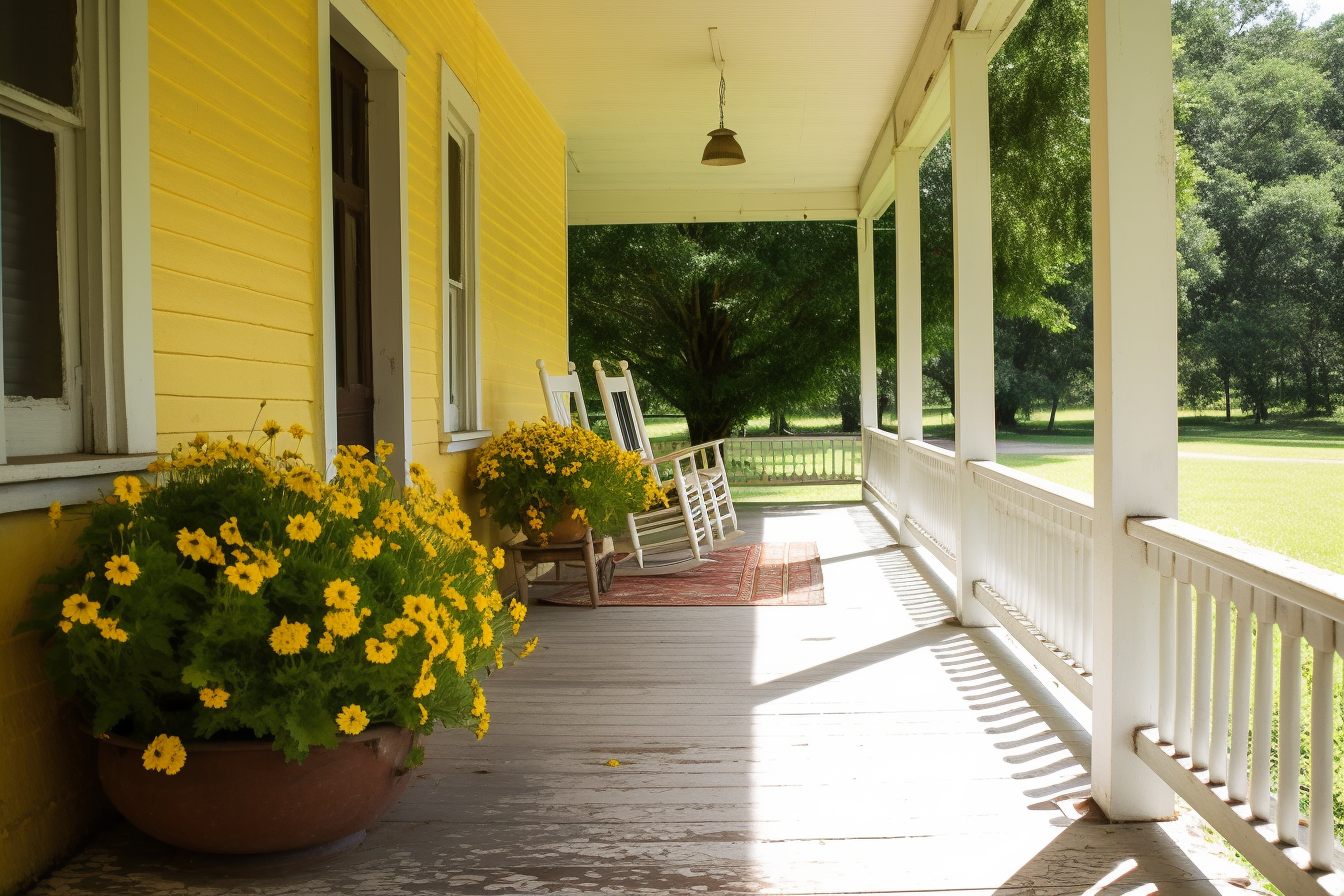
[318,0,411,481]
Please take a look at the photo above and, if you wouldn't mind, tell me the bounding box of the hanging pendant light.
[702,71,745,166]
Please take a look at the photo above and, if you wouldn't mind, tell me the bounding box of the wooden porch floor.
[32,503,1257,895]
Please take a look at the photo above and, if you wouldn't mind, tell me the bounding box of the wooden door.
[331,40,374,450]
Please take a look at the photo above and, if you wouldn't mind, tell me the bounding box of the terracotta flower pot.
[96,726,415,854]
[523,502,588,545]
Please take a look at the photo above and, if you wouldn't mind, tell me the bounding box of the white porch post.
[858,217,879,430]
[895,148,922,545]
[1089,0,1179,821]
[949,31,997,628]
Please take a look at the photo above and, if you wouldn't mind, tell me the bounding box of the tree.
[568,222,858,443]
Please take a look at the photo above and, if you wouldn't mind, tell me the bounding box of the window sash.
[440,60,480,438]
[0,87,84,458]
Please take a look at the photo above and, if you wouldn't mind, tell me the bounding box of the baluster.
[1277,603,1303,845]
[1250,591,1277,821]
[1192,588,1214,769]
[1228,582,1254,802]
[1208,590,1232,784]
[1158,575,1177,744]
[1304,611,1335,869]
[1175,582,1195,756]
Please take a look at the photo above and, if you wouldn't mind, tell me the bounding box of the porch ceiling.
[474,1,935,224]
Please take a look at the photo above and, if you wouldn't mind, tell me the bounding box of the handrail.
[1127,516,1344,626]
[969,460,1094,519]
[865,426,900,444]
[905,438,955,463]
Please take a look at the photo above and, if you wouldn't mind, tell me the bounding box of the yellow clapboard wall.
[0,2,565,892]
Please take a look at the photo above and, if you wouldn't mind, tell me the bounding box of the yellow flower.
[268,616,310,655]
[325,579,361,610]
[253,548,281,578]
[418,703,429,725]
[48,501,61,528]
[402,594,435,623]
[262,419,282,439]
[142,734,187,775]
[518,636,538,658]
[105,555,139,587]
[470,679,487,717]
[336,704,368,735]
[176,527,218,562]
[316,632,336,653]
[480,620,493,647]
[191,431,209,447]
[605,759,620,767]
[288,422,310,441]
[384,618,419,639]
[422,620,449,658]
[329,492,362,519]
[225,562,264,595]
[413,667,436,698]
[492,547,506,570]
[374,439,394,460]
[94,617,128,642]
[364,638,396,664]
[62,593,100,624]
[474,712,490,740]
[199,687,230,709]
[324,610,362,639]
[113,475,144,505]
[494,645,505,668]
[219,517,243,546]
[208,545,227,566]
[58,620,73,633]
[286,512,321,543]
[351,533,382,560]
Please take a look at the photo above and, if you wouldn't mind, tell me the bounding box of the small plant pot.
[522,503,587,545]
[96,726,415,854]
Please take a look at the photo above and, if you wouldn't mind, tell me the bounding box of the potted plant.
[473,420,665,545]
[24,425,535,855]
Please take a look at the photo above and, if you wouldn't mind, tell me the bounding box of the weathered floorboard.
[29,504,1258,895]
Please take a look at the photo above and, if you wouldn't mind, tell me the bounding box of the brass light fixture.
[701,70,745,166]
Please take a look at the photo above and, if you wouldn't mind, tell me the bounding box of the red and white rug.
[540,541,825,607]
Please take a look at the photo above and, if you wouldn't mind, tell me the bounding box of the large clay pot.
[523,502,588,545]
[96,726,415,854]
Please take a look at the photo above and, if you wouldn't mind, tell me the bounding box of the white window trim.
[0,0,156,512]
[318,0,413,480]
[438,58,487,455]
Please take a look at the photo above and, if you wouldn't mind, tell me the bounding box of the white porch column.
[894,148,923,545]
[1089,0,1179,821]
[949,31,997,628]
[857,217,879,429]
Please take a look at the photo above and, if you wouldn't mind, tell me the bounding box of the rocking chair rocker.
[536,359,718,574]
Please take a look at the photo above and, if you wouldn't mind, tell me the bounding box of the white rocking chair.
[536,359,717,574]
[592,360,742,548]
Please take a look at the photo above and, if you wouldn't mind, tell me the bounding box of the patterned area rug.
[540,542,825,607]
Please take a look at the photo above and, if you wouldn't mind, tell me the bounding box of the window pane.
[448,135,462,284]
[0,0,78,109]
[1,115,63,400]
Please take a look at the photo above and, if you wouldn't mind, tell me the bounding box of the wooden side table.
[507,529,612,609]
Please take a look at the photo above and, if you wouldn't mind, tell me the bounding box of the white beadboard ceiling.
[474,1,935,222]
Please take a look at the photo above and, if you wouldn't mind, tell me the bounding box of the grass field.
[626,409,1344,574]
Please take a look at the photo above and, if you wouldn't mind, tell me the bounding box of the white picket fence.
[660,435,862,486]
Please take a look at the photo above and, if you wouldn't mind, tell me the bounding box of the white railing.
[903,439,957,566]
[862,427,900,510]
[972,461,1095,680]
[661,435,861,486]
[1128,518,1344,896]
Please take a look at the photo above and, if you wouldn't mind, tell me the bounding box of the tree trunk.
[1047,394,1060,433]
[1223,374,1232,421]
[685,411,736,445]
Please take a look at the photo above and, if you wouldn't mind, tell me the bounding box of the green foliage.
[472,420,664,540]
[26,435,530,764]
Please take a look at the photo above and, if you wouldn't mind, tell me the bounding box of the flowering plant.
[473,420,664,543]
[25,425,534,774]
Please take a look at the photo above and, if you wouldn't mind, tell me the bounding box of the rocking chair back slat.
[536,360,590,430]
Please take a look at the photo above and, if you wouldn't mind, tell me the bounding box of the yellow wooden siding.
[148,0,323,449]
[363,0,568,499]
[0,512,113,896]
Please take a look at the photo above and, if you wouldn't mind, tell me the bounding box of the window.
[0,0,82,459]
[439,59,485,450]
[0,0,154,500]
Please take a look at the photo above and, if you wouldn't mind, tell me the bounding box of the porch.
[30,503,1250,895]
